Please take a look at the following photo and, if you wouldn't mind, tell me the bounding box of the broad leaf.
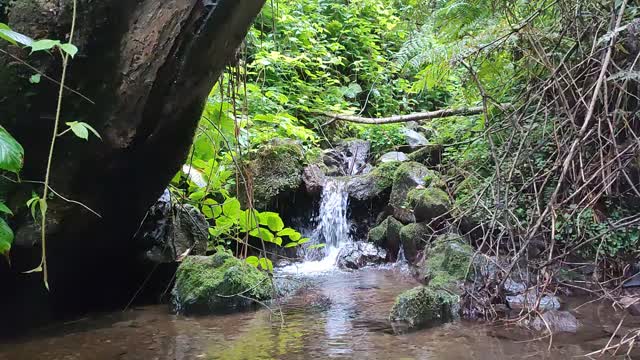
[0,23,33,46]
[284,242,299,248]
[258,257,273,271]
[66,122,101,140]
[29,74,41,84]
[297,238,311,245]
[245,256,260,267]
[238,209,259,232]
[258,211,284,232]
[249,227,275,242]
[30,39,60,53]
[0,202,12,215]
[0,217,13,256]
[222,198,242,218]
[0,125,24,174]
[60,43,78,58]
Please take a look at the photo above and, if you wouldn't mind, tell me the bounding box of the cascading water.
[282,179,351,273]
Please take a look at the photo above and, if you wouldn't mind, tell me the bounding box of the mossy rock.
[248,140,305,209]
[407,187,450,223]
[171,253,273,314]
[389,286,459,329]
[368,215,403,257]
[346,161,402,200]
[399,222,432,263]
[407,144,443,167]
[390,162,440,223]
[422,234,473,288]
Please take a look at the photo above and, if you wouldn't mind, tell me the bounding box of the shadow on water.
[1,267,638,360]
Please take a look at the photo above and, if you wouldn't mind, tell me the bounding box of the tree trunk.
[0,0,264,334]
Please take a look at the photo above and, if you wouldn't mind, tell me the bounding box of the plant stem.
[38,0,77,290]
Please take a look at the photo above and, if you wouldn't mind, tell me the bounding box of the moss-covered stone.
[248,140,305,209]
[389,286,459,329]
[422,234,473,288]
[346,161,401,200]
[407,187,450,223]
[171,253,273,314]
[390,162,439,223]
[368,215,403,257]
[407,144,443,166]
[399,222,432,263]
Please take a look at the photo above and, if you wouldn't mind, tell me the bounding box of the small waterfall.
[282,179,351,273]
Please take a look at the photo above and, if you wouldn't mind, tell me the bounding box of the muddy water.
[0,268,637,360]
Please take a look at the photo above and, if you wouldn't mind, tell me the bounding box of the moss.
[172,253,273,314]
[407,187,450,222]
[423,234,473,288]
[250,140,305,209]
[368,221,387,246]
[370,161,402,191]
[399,222,431,262]
[390,161,436,208]
[389,285,459,328]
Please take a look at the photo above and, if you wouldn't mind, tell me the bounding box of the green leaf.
[297,238,311,245]
[258,257,273,271]
[30,39,61,53]
[274,237,283,246]
[238,209,259,232]
[308,243,326,250]
[249,227,275,242]
[277,228,300,238]
[284,242,299,248]
[66,122,101,140]
[222,198,242,218]
[258,211,284,232]
[0,202,12,215]
[0,125,24,174]
[0,23,33,46]
[0,217,14,256]
[245,256,260,267]
[59,43,78,58]
[29,74,41,84]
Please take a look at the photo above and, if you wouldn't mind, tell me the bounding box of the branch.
[322,105,488,125]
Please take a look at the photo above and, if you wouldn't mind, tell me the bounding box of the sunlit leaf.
[258,257,273,271]
[59,43,78,58]
[222,198,242,218]
[246,256,260,267]
[249,227,275,242]
[29,74,41,84]
[30,39,61,53]
[0,23,33,46]
[0,125,24,174]
[0,217,13,256]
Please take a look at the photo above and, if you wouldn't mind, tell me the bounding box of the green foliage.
[355,124,405,157]
[64,121,101,140]
[0,125,23,174]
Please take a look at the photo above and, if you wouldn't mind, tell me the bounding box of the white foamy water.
[281,179,351,274]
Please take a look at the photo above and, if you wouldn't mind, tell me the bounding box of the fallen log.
[323,105,487,125]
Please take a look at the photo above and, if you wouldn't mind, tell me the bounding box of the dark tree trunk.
[0,0,264,335]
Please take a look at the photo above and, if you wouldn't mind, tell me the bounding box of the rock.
[137,189,208,263]
[390,162,440,223]
[503,278,527,295]
[529,311,580,333]
[322,139,371,176]
[402,128,428,148]
[247,140,306,209]
[172,253,273,314]
[506,290,561,311]
[408,145,444,167]
[421,233,473,288]
[368,216,403,259]
[399,222,432,263]
[389,286,459,329]
[346,161,401,201]
[407,187,450,223]
[337,242,387,270]
[302,164,327,194]
[379,151,409,163]
[621,288,640,316]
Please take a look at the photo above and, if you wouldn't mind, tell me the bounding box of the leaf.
[0,23,33,46]
[238,209,259,232]
[258,211,284,232]
[284,242,299,248]
[258,257,273,271]
[65,122,101,140]
[245,256,260,267]
[277,228,300,238]
[29,74,41,84]
[60,43,78,58]
[222,198,242,218]
[249,227,275,242]
[297,238,311,245]
[0,125,24,174]
[0,202,12,215]
[30,39,61,53]
[38,199,47,218]
[308,243,326,250]
[0,217,13,256]
[274,237,283,246]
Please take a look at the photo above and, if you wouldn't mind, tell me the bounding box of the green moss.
[399,222,431,262]
[423,234,473,288]
[390,161,436,207]
[407,187,450,222]
[172,253,273,314]
[389,286,459,328]
[250,141,305,209]
[368,221,387,245]
[370,161,402,191]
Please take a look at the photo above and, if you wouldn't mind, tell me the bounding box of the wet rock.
[246,140,306,209]
[421,233,473,288]
[346,162,402,201]
[621,288,640,316]
[368,216,403,259]
[389,286,459,329]
[172,253,273,314]
[323,139,371,176]
[529,311,580,333]
[407,187,450,223]
[402,128,429,148]
[337,241,387,269]
[399,222,432,263]
[302,164,327,194]
[379,151,409,163]
[506,290,561,311]
[390,162,440,223]
[503,278,527,295]
[137,189,208,263]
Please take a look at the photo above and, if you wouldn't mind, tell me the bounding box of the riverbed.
[1,267,636,360]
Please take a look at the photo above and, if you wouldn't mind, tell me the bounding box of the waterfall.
[282,178,351,273]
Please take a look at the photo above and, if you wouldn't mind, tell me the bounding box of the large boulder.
[368,215,403,259]
[420,233,474,288]
[389,286,459,329]
[136,189,208,263]
[0,0,265,334]
[337,241,387,270]
[302,164,326,194]
[346,161,401,201]
[172,253,273,314]
[389,162,441,223]
[407,187,450,223]
[247,140,305,209]
[528,311,581,334]
[322,139,371,176]
[401,128,428,148]
[399,222,432,263]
